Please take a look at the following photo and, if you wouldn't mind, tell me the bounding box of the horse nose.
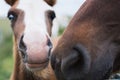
[61,44,91,80]
[18,35,27,62]
[47,38,53,48]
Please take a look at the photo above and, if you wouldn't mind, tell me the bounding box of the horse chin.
[25,61,49,72]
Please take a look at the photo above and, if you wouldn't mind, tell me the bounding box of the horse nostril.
[47,39,53,48]
[19,35,27,51]
[60,44,91,80]
[18,35,27,62]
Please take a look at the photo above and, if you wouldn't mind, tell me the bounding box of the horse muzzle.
[18,34,52,70]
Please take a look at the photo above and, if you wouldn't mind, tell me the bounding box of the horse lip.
[26,60,49,70]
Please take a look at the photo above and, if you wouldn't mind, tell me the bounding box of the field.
[0,18,13,80]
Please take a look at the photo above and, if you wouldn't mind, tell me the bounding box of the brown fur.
[5,0,18,6]
[44,0,56,6]
[5,0,56,6]
[51,0,120,80]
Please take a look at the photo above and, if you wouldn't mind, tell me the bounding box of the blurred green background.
[0,18,13,80]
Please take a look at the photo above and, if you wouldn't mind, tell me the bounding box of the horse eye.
[7,12,17,22]
[48,11,56,21]
[50,11,56,21]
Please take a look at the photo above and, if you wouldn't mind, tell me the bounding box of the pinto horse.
[51,0,120,80]
[5,0,57,80]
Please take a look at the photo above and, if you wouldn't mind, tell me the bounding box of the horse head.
[5,0,56,71]
[51,0,120,80]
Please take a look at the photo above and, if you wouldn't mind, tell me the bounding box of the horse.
[5,0,57,80]
[50,0,120,80]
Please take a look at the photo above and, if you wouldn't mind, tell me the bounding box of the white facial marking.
[17,0,53,47]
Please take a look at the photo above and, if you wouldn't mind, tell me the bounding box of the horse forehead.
[15,0,52,34]
[17,0,52,14]
[16,0,52,25]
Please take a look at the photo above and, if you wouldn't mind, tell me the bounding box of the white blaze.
[17,0,53,46]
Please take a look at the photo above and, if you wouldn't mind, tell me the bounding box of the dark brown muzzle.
[51,44,91,80]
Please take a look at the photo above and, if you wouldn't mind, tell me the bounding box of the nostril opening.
[47,39,53,49]
[21,50,28,63]
[61,44,91,80]
[73,44,91,65]
[50,54,57,70]
[18,35,27,62]
[19,35,27,51]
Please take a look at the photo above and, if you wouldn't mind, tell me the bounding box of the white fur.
[17,0,53,46]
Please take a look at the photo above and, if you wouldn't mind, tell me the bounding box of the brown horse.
[51,0,120,80]
[5,0,57,80]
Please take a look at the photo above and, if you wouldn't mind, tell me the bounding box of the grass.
[0,18,13,80]
[58,25,65,36]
